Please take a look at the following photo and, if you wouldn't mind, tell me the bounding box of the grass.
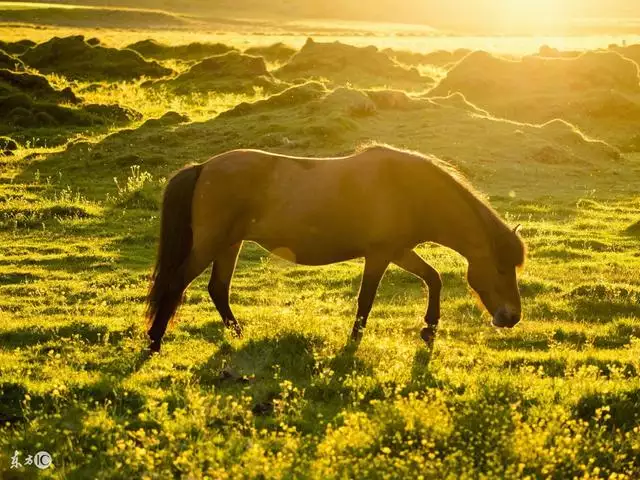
[0,22,639,479]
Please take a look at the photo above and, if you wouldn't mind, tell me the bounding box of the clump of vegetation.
[21,35,173,81]
[126,39,236,61]
[153,51,280,94]
[276,38,432,89]
[245,42,297,63]
[110,165,159,210]
[0,136,18,155]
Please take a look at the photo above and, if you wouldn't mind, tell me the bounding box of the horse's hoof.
[350,328,363,345]
[420,327,437,346]
[148,340,161,353]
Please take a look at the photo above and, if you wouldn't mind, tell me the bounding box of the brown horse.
[146,145,526,352]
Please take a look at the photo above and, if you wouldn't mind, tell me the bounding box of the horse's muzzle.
[492,306,521,328]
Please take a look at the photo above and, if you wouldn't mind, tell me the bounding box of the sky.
[307,0,640,33]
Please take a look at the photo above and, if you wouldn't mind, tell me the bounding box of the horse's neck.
[427,190,494,262]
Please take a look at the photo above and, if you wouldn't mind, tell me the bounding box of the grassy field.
[0,17,640,479]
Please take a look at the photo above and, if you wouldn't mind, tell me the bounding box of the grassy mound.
[536,45,582,58]
[431,50,640,98]
[126,39,236,61]
[626,219,640,235]
[141,111,190,128]
[45,82,622,198]
[384,48,471,67]
[276,38,431,90]
[0,68,140,145]
[21,35,173,82]
[222,81,327,117]
[245,43,297,63]
[0,39,35,55]
[609,44,640,67]
[0,69,78,104]
[429,50,640,149]
[3,100,140,130]
[154,51,280,94]
[0,50,25,71]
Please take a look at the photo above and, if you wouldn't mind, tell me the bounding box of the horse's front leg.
[208,242,243,337]
[350,256,390,343]
[392,250,442,346]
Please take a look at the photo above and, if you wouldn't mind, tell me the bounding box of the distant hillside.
[0,0,640,35]
[3,0,640,34]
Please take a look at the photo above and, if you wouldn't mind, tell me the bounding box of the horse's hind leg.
[393,249,442,345]
[350,256,390,343]
[208,242,243,337]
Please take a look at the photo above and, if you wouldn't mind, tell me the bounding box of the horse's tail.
[146,163,204,336]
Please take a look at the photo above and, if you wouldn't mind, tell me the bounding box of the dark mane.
[389,145,526,267]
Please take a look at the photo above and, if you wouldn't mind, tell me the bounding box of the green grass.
[0,26,640,479]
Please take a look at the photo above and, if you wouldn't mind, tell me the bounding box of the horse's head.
[467,225,526,328]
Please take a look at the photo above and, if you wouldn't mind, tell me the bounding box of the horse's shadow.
[194,330,317,387]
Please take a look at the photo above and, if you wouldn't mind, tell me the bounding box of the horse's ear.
[513,224,522,234]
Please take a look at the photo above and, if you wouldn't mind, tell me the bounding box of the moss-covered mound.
[0,39,35,55]
[609,44,640,68]
[28,78,627,198]
[141,111,190,128]
[0,69,78,104]
[276,38,431,90]
[0,50,25,71]
[431,50,640,98]
[536,45,582,58]
[429,50,640,149]
[384,48,472,67]
[126,39,236,61]
[0,68,140,146]
[625,220,640,235]
[154,51,280,94]
[2,100,140,130]
[221,81,327,117]
[245,43,297,63]
[21,35,173,81]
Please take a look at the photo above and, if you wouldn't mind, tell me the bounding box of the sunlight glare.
[494,0,570,33]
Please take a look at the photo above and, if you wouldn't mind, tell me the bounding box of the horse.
[146,145,526,353]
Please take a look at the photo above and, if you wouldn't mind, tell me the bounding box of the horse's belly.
[250,237,364,266]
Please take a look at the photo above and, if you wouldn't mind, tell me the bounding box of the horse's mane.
[366,144,526,267]
[427,155,525,267]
